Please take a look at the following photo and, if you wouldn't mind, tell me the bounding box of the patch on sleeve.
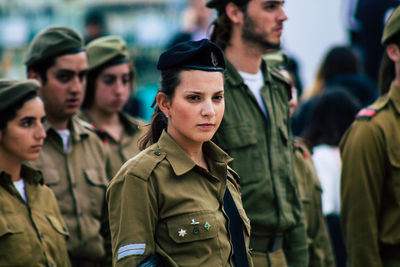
[117,243,146,260]
[356,108,377,119]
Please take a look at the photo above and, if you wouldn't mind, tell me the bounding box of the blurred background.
[0,0,398,121]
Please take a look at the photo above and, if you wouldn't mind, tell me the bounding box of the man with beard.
[207,1,308,266]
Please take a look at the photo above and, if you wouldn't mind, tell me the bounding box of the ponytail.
[138,106,168,150]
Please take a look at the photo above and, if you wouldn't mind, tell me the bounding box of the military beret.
[157,39,225,71]
[206,0,249,12]
[0,79,40,114]
[382,6,400,44]
[25,26,84,67]
[86,36,130,71]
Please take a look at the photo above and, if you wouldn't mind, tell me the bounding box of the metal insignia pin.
[204,222,211,231]
[178,229,187,237]
[211,51,218,67]
[191,219,199,225]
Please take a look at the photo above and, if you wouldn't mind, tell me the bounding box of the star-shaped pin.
[178,229,187,237]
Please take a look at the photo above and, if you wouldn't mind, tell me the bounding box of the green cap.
[206,0,248,12]
[382,6,400,44]
[0,79,40,114]
[25,26,84,67]
[86,36,130,71]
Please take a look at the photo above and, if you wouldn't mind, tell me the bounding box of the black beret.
[0,79,40,114]
[25,26,84,67]
[157,39,225,72]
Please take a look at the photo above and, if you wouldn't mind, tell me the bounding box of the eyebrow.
[56,69,88,75]
[20,116,35,121]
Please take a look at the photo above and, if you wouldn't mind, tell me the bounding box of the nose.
[201,99,216,117]
[114,78,126,95]
[69,75,86,94]
[278,7,288,22]
[35,122,47,140]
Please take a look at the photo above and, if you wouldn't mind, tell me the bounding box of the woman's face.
[160,69,224,148]
[0,97,46,162]
[93,63,131,114]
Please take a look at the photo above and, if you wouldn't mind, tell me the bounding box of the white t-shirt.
[13,179,27,202]
[239,70,267,117]
[57,129,70,152]
[312,144,342,216]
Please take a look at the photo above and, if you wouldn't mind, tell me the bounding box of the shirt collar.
[224,58,272,88]
[157,130,232,176]
[44,116,89,142]
[0,164,42,187]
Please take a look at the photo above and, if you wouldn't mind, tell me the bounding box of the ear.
[225,2,244,24]
[27,70,44,96]
[156,92,171,117]
[387,44,400,63]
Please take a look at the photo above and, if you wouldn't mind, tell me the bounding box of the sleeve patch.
[356,108,377,118]
[117,243,146,260]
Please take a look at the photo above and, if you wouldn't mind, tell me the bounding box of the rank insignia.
[178,229,187,237]
[204,222,211,231]
[191,219,199,225]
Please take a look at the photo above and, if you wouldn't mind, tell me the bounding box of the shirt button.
[41,233,45,238]
[193,228,199,235]
[154,151,161,156]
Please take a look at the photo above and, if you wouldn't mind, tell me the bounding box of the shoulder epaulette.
[125,147,166,181]
[356,95,389,119]
[227,166,241,191]
[269,66,290,86]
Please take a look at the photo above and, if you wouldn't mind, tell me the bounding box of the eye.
[56,73,73,83]
[21,119,33,127]
[122,74,131,85]
[41,117,46,124]
[213,95,224,101]
[187,94,201,101]
[102,75,117,86]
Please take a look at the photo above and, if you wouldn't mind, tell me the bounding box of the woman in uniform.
[80,35,145,176]
[107,39,253,267]
[340,6,400,267]
[0,79,70,266]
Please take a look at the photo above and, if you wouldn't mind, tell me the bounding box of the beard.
[241,13,281,52]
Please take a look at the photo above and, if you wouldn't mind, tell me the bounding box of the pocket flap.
[166,211,217,244]
[0,217,23,237]
[46,215,69,237]
[84,169,108,187]
[40,169,60,186]
[216,123,257,150]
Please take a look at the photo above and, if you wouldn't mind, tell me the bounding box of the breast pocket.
[0,217,30,266]
[166,211,218,244]
[84,168,108,216]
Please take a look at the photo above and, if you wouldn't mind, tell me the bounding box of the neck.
[225,35,263,74]
[88,108,122,141]
[0,151,21,182]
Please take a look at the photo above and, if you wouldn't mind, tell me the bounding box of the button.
[193,228,199,235]
[72,183,77,188]
[63,227,68,232]
[41,233,45,238]
[154,151,161,156]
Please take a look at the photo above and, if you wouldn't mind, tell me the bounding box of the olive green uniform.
[340,83,400,267]
[293,139,335,267]
[79,111,145,177]
[213,60,308,266]
[29,116,111,264]
[107,131,253,267]
[0,165,70,267]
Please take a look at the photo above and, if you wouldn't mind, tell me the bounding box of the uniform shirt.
[293,140,335,267]
[340,83,400,267]
[0,165,70,267]
[213,60,308,266]
[29,116,111,262]
[107,131,253,267]
[79,111,146,177]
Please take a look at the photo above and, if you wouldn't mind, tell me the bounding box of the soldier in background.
[25,26,112,267]
[207,0,308,266]
[340,6,400,267]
